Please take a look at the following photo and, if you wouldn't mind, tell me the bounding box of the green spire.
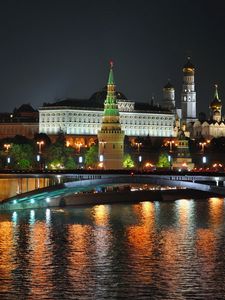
[103,61,119,117]
[214,84,219,100]
[107,60,115,85]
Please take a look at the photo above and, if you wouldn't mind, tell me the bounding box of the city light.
[4,143,11,152]
[37,140,44,154]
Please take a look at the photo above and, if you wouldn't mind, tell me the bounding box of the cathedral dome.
[89,86,127,106]
[183,57,195,73]
[210,84,222,109]
[163,81,174,89]
[210,99,222,109]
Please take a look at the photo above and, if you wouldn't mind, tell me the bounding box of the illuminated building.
[191,85,225,139]
[181,57,197,123]
[0,104,39,139]
[172,130,194,170]
[39,65,175,140]
[162,80,175,112]
[97,62,124,169]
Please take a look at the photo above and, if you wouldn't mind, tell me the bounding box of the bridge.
[1,171,225,211]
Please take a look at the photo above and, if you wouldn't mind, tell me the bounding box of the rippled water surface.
[1,198,225,299]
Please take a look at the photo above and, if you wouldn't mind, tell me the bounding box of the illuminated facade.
[191,85,225,139]
[162,81,175,112]
[172,130,194,170]
[181,57,197,123]
[39,107,174,138]
[39,84,175,139]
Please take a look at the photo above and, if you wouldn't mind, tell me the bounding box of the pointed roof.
[214,84,219,99]
[210,84,222,109]
[107,60,115,85]
[103,61,119,117]
[164,80,174,89]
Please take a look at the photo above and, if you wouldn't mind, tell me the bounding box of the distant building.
[181,57,197,123]
[0,104,39,139]
[38,66,176,149]
[172,130,194,170]
[191,85,225,139]
[0,58,223,145]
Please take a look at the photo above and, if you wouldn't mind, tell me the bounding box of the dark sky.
[0,0,224,115]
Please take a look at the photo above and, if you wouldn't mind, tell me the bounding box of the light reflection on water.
[1,198,225,299]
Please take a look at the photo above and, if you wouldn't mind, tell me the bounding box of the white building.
[39,94,175,138]
[181,57,197,123]
[191,85,225,139]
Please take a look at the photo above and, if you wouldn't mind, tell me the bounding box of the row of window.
[40,113,173,121]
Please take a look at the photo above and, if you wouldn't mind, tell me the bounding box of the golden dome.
[183,57,195,73]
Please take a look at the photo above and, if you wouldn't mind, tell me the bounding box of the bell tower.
[181,57,197,123]
[162,80,175,111]
[97,61,125,169]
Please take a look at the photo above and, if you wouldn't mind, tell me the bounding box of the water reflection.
[0,218,15,294]
[1,199,225,299]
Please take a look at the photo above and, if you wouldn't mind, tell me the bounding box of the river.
[0,197,225,299]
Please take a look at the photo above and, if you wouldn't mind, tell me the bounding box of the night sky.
[0,0,224,115]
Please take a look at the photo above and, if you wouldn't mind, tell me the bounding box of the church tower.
[181,57,197,123]
[162,80,175,111]
[97,62,125,169]
[210,84,222,122]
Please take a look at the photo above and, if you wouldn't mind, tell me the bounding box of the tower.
[210,84,222,122]
[97,62,125,169]
[181,57,197,123]
[172,129,194,171]
[162,80,175,111]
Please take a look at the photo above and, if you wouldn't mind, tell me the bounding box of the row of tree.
[1,132,225,170]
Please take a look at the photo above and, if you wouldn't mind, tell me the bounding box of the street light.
[135,142,142,153]
[138,155,142,172]
[75,142,83,153]
[168,155,172,170]
[4,144,11,152]
[199,142,206,153]
[78,156,83,169]
[202,156,207,164]
[37,141,44,154]
[165,140,175,152]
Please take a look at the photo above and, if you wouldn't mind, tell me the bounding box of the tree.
[64,157,77,170]
[84,144,98,167]
[46,143,76,169]
[9,144,35,169]
[18,159,31,170]
[123,154,135,168]
[156,153,170,168]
